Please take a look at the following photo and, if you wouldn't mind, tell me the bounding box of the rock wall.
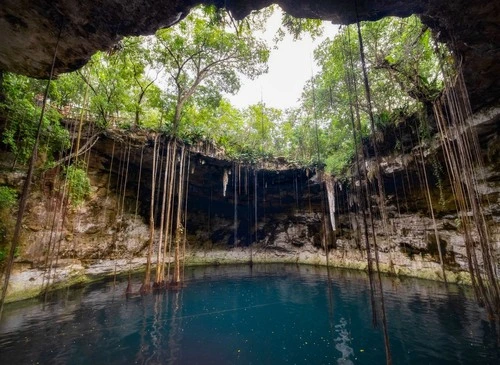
[1,106,499,302]
[21,176,149,264]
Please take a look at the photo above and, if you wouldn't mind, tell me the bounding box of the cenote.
[1,1,500,364]
[0,264,498,364]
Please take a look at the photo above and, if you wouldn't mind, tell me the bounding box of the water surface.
[0,264,498,364]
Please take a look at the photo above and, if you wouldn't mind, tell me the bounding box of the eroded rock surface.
[1,101,499,302]
[25,109,500,273]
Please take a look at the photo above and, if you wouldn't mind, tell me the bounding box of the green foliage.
[0,246,20,269]
[0,186,17,210]
[0,186,17,263]
[0,245,19,264]
[364,16,445,104]
[274,9,324,42]
[152,7,269,134]
[291,15,447,176]
[64,164,91,207]
[75,53,134,128]
[1,73,70,166]
[325,153,352,176]
[0,9,450,180]
[240,103,281,152]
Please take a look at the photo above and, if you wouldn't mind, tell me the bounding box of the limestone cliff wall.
[1,107,499,302]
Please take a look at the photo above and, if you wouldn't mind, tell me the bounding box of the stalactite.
[325,175,337,232]
[223,169,229,197]
[317,173,330,259]
[337,182,346,238]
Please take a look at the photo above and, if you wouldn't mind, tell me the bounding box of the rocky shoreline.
[4,246,474,304]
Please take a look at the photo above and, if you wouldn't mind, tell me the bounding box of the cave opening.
[0,1,499,363]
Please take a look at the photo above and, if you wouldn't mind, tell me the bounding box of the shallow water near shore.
[0,264,498,364]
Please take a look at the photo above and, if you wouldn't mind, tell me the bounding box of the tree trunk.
[172,103,182,136]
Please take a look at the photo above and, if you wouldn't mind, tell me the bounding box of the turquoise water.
[0,264,498,364]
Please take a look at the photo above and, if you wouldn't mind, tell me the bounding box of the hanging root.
[433,65,500,319]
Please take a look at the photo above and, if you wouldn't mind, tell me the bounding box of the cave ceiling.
[0,0,499,110]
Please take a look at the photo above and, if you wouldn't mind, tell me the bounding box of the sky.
[226,11,340,110]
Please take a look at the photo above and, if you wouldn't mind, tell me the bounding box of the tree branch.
[54,132,101,167]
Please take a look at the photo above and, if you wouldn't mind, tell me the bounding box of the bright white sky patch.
[227,11,340,110]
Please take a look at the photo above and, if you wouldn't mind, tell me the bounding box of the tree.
[242,102,282,154]
[275,13,324,41]
[288,15,446,175]
[119,37,162,128]
[366,16,444,106]
[1,73,69,166]
[75,52,135,128]
[152,8,270,135]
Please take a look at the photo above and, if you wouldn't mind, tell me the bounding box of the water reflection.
[0,264,498,365]
[334,317,354,365]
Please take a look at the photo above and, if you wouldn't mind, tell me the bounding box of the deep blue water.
[0,264,498,364]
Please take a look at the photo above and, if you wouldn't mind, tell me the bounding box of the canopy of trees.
[0,7,449,175]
